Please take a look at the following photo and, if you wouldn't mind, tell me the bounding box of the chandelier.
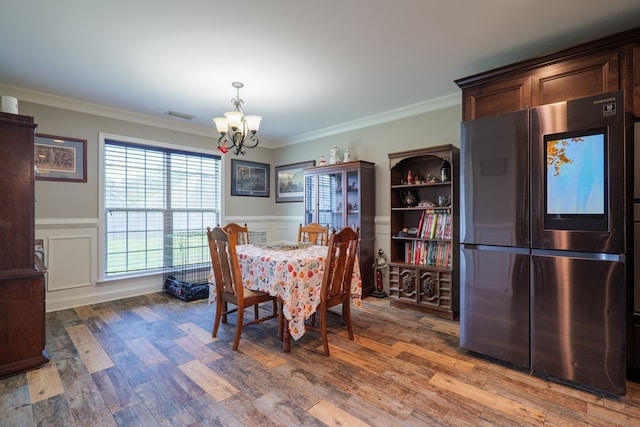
[213,82,262,155]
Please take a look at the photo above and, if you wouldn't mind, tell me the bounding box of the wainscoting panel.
[34,216,390,312]
[47,235,93,291]
[36,218,103,312]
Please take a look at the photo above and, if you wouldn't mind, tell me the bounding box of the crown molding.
[272,91,461,147]
[0,83,217,138]
[1,83,459,148]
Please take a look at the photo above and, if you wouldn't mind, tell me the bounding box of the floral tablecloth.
[209,244,362,340]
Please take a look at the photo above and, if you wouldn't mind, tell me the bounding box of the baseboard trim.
[45,281,163,312]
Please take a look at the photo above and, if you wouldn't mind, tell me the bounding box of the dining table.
[208,242,362,352]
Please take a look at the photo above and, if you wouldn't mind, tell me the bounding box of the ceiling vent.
[167,111,195,120]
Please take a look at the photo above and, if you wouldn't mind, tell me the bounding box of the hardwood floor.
[1,292,640,426]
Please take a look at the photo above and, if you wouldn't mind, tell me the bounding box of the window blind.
[104,139,221,276]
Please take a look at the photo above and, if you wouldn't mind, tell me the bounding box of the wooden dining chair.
[221,222,250,245]
[207,226,278,351]
[307,226,360,355]
[298,223,330,246]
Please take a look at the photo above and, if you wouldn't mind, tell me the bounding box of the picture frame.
[275,160,315,203]
[231,159,270,197]
[34,133,87,182]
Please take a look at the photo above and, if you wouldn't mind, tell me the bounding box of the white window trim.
[98,132,223,282]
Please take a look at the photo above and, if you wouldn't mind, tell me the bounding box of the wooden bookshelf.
[388,145,459,320]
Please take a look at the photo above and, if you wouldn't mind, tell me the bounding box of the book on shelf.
[405,241,412,263]
[417,211,451,240]
[434,214,443,239]
[444,213,452,239]
[422,212,433,238]
[417,211,426,237]
[437,213,450,239]
[403,240,452,269]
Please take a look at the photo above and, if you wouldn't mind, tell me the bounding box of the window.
[103,138,221,278]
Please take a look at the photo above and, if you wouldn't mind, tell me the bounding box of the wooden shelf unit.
[388,145,459,320]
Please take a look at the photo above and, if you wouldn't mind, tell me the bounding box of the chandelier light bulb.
[225,111,243,132]
[213,117,228,135]
[244,115,262,133]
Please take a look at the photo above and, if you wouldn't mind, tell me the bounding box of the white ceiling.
[2,1,640,147]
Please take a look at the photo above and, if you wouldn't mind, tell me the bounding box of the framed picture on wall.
[275,160,315,202]
[231,159,270,197]
[34,134,87,182]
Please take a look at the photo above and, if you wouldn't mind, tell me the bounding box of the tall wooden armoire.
[0,111,48,377]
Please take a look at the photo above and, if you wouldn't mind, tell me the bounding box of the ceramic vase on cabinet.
[329,145,341,164]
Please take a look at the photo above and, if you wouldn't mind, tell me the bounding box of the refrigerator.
[460,91,627,395]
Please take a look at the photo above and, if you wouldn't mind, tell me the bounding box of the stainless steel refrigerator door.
[531,251,626,395]
[461,110,529,247]
[530,91,625,254]
[460,245,530,368]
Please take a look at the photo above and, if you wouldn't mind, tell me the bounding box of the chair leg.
[212,300,223,338]
[341,302,346,325]
[320,307,330,356]
[233,305,244,351]
[222,301,228,323]
[254,304,259,320]
[343,301,354,341]
[278,299,284,341]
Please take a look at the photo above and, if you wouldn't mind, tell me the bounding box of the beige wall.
[22,101,277,220]
[21,100,462,226]
[272,104,462,263]
[272,104,462,217]
[14,96,461,310]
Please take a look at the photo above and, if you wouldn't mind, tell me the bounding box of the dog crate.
[162,231,210,302]
[162,229,268,301]
[248,230,268,244]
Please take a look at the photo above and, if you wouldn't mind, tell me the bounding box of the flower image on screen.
[546,133,605,215]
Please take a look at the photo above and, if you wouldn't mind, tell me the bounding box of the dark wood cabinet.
[460,74,532,121]
[456,28,640,121]
[387,145,459,320]
[0,112,48,377]
[531,50,621,107]
[303,160,375,297]
[634,45,640,117]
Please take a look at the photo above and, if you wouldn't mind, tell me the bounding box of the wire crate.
[248,230,268,244]
[162,231,210,302]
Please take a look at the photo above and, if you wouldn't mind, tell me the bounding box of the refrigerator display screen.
[544,127,608,231]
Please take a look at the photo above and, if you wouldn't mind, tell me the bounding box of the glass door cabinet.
[304,160,375,296]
